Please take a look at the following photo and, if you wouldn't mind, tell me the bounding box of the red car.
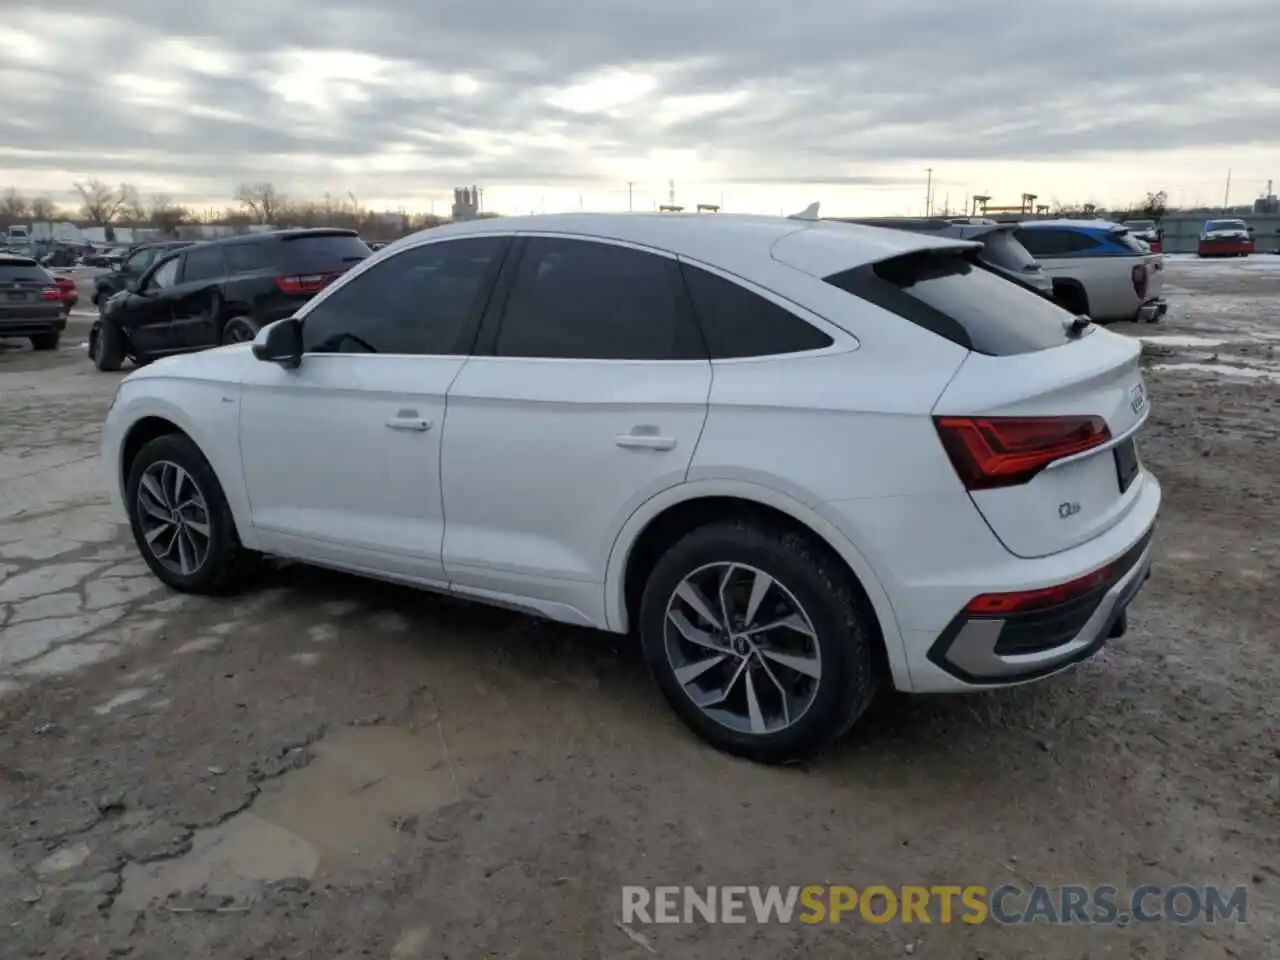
[1198,219,1254,257]
[43,271,78,314]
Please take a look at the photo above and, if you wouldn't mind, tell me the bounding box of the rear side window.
[825,250,1073,356]
[494,238,703,361]
[0,261,44,282]
[224,243,272,274]
[1015,229,1100,257]
[181,246,226,283]
[277,234,371,273]
[680,263,833,358]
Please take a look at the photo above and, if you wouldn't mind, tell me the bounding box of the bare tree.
[117,183,145,223]
[235,182,285,224]
[72,177,125,225]
[1,188,29,219]
[146,193,189,233]
[30,196,57,221]
[1140,190,1168,217]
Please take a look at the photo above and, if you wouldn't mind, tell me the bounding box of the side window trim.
[476,232,707,363]
[676,255,855,360]
[297,233,512,358]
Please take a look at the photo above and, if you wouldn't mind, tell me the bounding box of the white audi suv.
[102,213,1160,763]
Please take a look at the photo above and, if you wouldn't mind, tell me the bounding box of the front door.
[169,245,228,348]
[237,234,510,584]
[121,254,180,354]
[442,235,711,611]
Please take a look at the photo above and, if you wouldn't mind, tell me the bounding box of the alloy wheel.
[136,460,212,576]
[663,562,822,736]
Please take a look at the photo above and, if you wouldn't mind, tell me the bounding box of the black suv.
[0,254,66,350]
[90,228,372,370]
[93,241,194,311]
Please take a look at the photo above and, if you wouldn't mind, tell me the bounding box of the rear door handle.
[386,414,433,432]
[615,433,677,451]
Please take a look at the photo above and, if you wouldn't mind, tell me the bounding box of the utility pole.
[925,167,933,216]
[1223,169,1232,211]
[625,181,634,211]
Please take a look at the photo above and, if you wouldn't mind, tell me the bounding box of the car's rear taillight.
[1131,264,1148,299]
[40,287,61,301]
[275,273,334,294]
[933,415,1112,490]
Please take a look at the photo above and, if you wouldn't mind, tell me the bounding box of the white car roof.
[388,213,975,278]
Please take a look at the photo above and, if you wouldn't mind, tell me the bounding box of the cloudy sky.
[1,0,1277,217]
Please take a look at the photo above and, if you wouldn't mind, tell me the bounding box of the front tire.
[125,434,251,594]
[639,520,877,764]
[91,320,125,371]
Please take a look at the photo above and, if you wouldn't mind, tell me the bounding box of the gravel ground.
[1,258,1277,959]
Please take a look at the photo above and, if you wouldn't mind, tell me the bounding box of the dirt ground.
[1,258,1276,959]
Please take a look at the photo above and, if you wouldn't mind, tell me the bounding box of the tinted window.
[181,246,226,283]
[123,247,157,273]
[1015,228,1100,257]
[278,233,371,273]
[0,261,44,282]
[825,249,1074,356]
[149,257,179,290]
[224,243,272,274]
[1205,220,1247,232]
[680,263,833,358]
[495,238,700,360]
[301,236,504,355]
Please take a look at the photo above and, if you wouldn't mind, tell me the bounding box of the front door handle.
[386,414,433,432]
[615,433,677,451]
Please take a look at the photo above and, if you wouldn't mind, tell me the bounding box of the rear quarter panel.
[1042,256,1138,321]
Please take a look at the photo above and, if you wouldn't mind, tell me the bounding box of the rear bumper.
[1136,298,1167,322]
[1198,239,1254,256]
[0,315,68,337]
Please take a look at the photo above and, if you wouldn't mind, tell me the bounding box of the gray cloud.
[1,0,1276,207]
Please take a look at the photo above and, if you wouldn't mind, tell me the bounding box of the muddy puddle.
[116,723,514,911]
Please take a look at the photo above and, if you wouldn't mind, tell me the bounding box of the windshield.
[1205,220,1247,232]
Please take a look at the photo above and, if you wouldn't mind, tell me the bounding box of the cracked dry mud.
[1,265,1278,960]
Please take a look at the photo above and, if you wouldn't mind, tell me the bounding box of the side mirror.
[252,317,303,368]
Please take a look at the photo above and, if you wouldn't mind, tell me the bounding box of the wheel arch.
[1051,276,1090,316]
[115,402,258,550]
[604,479,911,688]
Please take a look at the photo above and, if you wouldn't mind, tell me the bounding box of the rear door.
[833,249,1148,558]
[441,235,711,604]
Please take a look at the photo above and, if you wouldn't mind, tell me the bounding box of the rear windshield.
[0,261,47,282]
[825,249,1077,356]
[978,229,1040,272]
[276,234,372,273]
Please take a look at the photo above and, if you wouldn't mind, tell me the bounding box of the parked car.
[0,254,66,349]
[1197,219,1254,257]
[832,217,1053,297]
[1013,219,1167,323]
[90,228,372,370]
[1123,219,1163,253]
[50,273,78,314]
[92,241,195,311]
[102,213,1160,763]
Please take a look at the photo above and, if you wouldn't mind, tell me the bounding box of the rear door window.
[825,249,1075,356]
[278,233,372,274]
[224,243,272,274]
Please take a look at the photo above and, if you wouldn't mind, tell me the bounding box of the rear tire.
[639,520,877,764]
[221,315,259,345]
[30,332,60,351]
[125,434,253,594]
[91,320,126,371]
